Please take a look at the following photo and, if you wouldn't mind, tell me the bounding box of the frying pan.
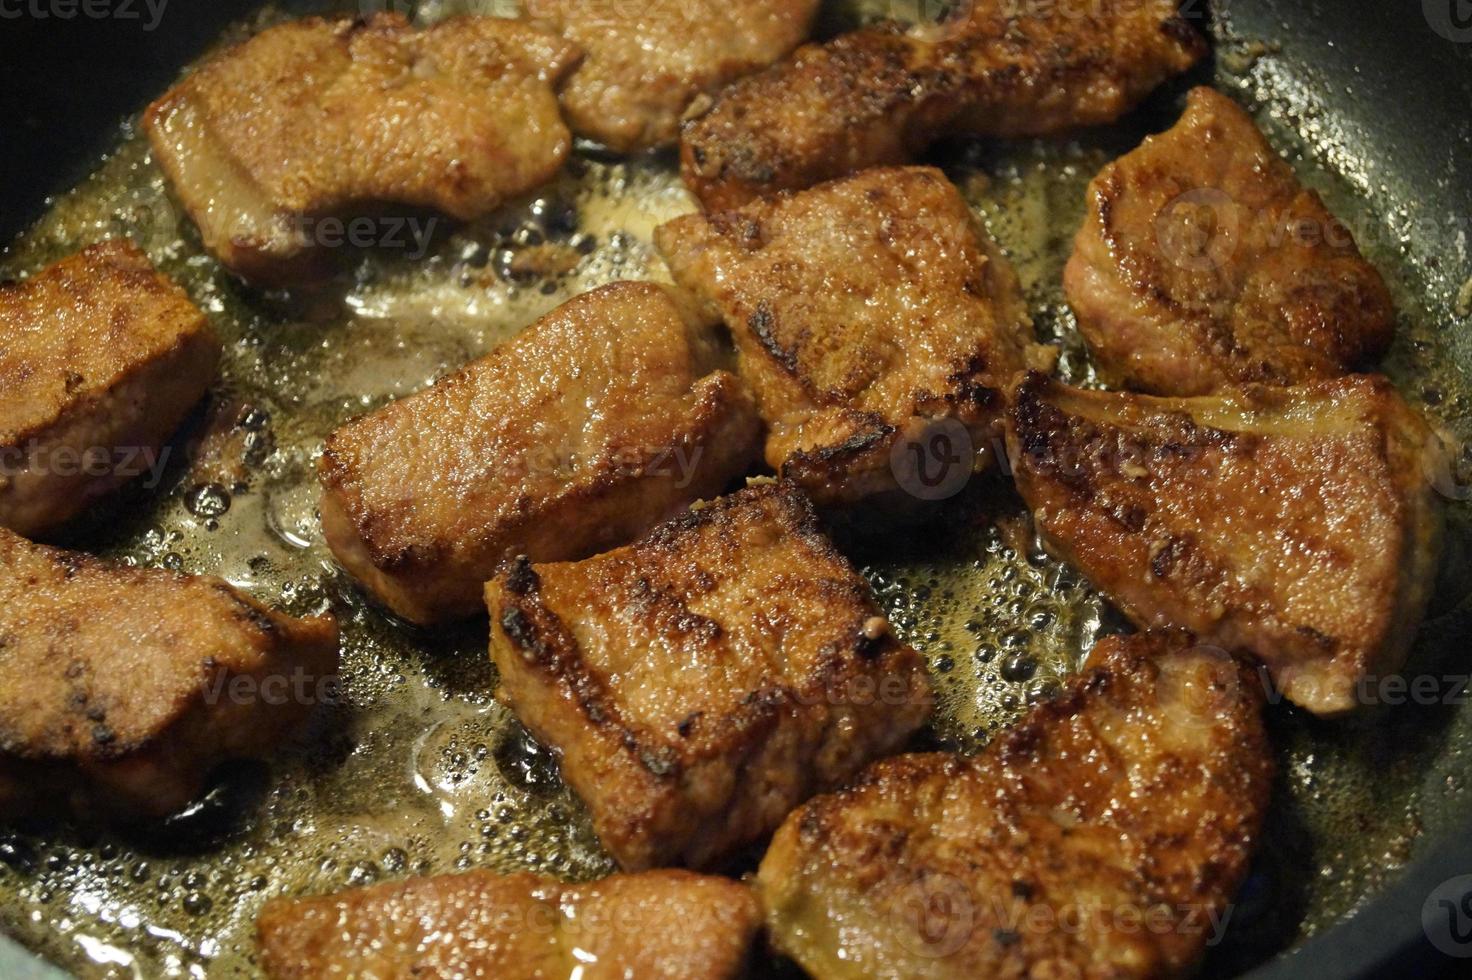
[1,0,1471,977]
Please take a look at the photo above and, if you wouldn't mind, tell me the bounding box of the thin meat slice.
[657,167,1044,508]
[485,482,933,870]
[526,0,819,152]
[1006,371,1441,715]
[0,528,339,821]
[1065,87,1394,395]
[320,282,761,625]
[257,868,760,979]
[758,629,1272,980]
[144,14,579,283]
[681,0,1205,209]
[0,240,218,537]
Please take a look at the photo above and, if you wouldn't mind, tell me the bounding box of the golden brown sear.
[758,630,1272,980]
[681,0,1205,209]
[526,0,819,152]
[144,14,579,283]
[257,868,760,980]
[485,482,933,871]
[0,241,218,538]
[1065,87,1394,395]
[320,282,760,626]
[657,167,1042,508]
[1007,372,1441,715]
[0,528,339,821]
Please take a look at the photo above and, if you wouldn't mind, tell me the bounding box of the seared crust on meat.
[527,0,818,152]
[257,868,760,979]
[0,528,339,820]
[656,167,1041,507]
[1007,372,1441,715]
[758,631,1272,980]
[144,14,579,283]
[0,241,218,537]
[320,281,761,625]
[681,0,1205,208]
[485,482,933,870]
[1065,87,1394,395]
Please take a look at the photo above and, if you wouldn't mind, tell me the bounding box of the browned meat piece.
[1065,87,1395,395]
[485,482,933,870]
[320,282,760,625]
[1007,372,1441,716]
[657,167,1042,508]
[0,528,339,820]
[144,14,579,283]
[758,630,1272,980]
[0,241,218,537]
[526,0,819,152]
[681,0,1205,209]
[257,868,760,979]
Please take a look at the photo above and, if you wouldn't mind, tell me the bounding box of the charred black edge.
[746,302,798,375]
[780,417,896,485]
[490,550,687,786]
[488,482,925,791]
[1008,370,1070,467]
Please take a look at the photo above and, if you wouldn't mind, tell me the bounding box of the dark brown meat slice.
[0,241,218,537]
[144,14,578,283]
[320,281,761,626]
[656,167,1044,508]
[681,0,1205,209]
[1006,371,1441,715]
[485,481,933,870]
[758,630,1272,980]
[1065,87,1394,395]
[526,0,819,152]
[0,528,339,820]
[257,868,760,979]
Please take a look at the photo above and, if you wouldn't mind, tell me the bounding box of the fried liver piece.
[320,282,760,625]
[0,241,218,537]
[657,167,1042,508]
[144,14,579,283]
[0,528,339,820]
[1065,87,1394,395]
[758,630,1272,980]
[1007,371,1441,716]
[257,868,760,979]
[485,482,933,870]
[526,0,819,152]
[681,0,1205,209]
